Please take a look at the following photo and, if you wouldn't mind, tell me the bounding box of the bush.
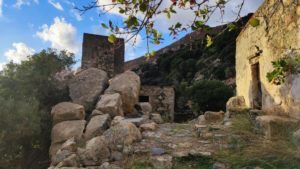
[0,49,75,169]
[187,80,234,113]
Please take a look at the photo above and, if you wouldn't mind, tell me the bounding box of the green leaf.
[139,3,147,12]
[227,23,237,31]
[249,18,260,27]
[206,35,213,47]
[175,22,182,29]
[108,34,117,44]
[195,20,204,28]
[101,23,108,29]
[166,11,171,19]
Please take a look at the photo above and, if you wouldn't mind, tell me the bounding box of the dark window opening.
[139,96,149,102]
[251,62,262,109]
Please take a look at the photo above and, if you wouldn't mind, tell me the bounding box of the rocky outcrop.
[96,93,123,117]
[69,68,108,111]
[51,102,85,124]
[79,136,111,166]
[84,114,111,140]
[105,71,140,114]
[226,96,247,113]
[103,120,142,150]
[51,120,86,144]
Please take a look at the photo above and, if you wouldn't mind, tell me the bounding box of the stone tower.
[81,33,125,77]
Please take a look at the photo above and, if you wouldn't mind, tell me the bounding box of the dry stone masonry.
[81,33,124,77]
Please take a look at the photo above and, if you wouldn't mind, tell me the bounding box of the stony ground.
[112,122,230,169]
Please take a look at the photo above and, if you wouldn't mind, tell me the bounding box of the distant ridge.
[124,25,225,70]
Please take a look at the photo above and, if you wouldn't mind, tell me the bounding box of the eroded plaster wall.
[236,0,300,119]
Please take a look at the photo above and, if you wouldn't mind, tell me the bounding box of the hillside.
[130,14,252,120]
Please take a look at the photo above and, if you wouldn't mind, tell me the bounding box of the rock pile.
[48,68,163,169]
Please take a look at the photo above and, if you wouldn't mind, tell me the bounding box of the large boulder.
[256,115,298,139]
[51,120,86,144]
[79,136,111,166]
[103,120,142,150]
[226,96,247,113]
[96,93,123,117]
[69,68,108,111]
[84,114,111,140]
[105,71,141,114]
[51,102,85,124]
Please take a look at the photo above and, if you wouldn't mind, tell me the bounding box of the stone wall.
[81,33,124,77]
[236,0,300,119]
[140,86,175,122]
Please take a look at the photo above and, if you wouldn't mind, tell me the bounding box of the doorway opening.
[251,63,262,109]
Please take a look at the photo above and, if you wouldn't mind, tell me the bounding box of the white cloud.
[70,9,82,21]
[14,0,29,9]
[36,17,80,54]
[97,0,263,32]
[48,0,63,11]
[0,0,3,17]
[13,0,38,9]
[4,42,35,63]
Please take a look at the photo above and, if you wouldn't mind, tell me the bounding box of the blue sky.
[0,0,263,69]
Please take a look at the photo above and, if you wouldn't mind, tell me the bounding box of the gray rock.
[150,147,166,155]
[51,102,85,125]
[91,109,104,117]
[212,162,228,169]
[111,151,123,161]
[51,120,86,144]
[79,136,110,166]
[111,116,125,126]
[69,68,108,111]
[61,137,77,153]
[49,142,62,159]
[124,117,144,127]
[52,149,72,166]
[150,155,173,169]
[151,113,164,124]
[56,154,79,168]
[139,102,152,114]
[99,162,122,169]
[84,114,111,140]
[140,122,158,131]
[96,93,123,117]
[105,71,141,114]
[103,121,142,150]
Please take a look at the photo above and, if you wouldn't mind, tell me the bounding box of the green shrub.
[0,49,75,169]
[187,80,234,113]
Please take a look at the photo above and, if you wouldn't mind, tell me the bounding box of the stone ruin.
[81,33,124,77]
[140,86,175,122]
[236,0,300,119]
[81,33,175,120]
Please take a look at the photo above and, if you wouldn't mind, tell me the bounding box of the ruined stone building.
[236,0,300,119]
[81,33,175,121]
[82,33,125,77]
